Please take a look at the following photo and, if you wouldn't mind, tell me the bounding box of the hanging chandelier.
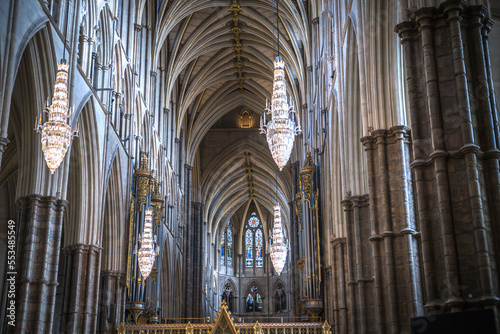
[136,209,159,279]
[35,60,77,174]
[260,58,300,170]
[269,204,287,275]
[260,0,300,170]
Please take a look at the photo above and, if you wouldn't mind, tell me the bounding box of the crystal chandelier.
[269,204,287,275]
[35,60,78,174]
[260,0,300,170]
[260,58,300,170]
[136,209,159,279]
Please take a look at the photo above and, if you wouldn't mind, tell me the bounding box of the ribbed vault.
[201,137,292,241]
[154,0,307,237]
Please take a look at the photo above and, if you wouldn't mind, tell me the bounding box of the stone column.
[60,244,101,334]
[360,126,423,333]
[183,164,193,318]
[330,237,347,334]
[342,195,373,334]
[97,271,126,334]
[191,201,204,317]
[13,195,66,334]
[395,0,500,322]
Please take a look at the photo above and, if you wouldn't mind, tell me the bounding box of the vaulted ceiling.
[154,0,310,235]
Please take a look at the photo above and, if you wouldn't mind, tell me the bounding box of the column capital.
[413,7,438,28]
[439,0,467,16]
[394,21,418,42]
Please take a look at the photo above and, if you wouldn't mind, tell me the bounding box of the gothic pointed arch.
[272,279,287,313]
[220,278,237,313]
[244,281,264,313]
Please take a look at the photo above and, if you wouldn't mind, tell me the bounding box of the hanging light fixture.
[269,204,287,275]
[260,0,300,171]
[136,209,159,279]
[35,59,78,174]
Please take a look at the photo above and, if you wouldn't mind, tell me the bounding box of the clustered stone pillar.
[60,244,101,333]
[191,201,204,317]
[359,126,422,333]
[98,270,126,334]
[13,195,66,333]
[183,164,193,318]
[329,237,347,334]
[394,0,500,324]
[341,195,371,334]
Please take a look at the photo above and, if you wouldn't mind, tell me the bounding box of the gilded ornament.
[229,0,245,91]
[126,192,134,293]
[137,176,150,209]
[135,153,151,209]
[299,151,316,175]
[295,193,303,218]
[297,253,305,272]
[299,151,315,208]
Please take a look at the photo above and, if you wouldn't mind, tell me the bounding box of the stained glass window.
[255,229,263,267]
[248,216,260,228]
[246,229,253,267]
[227,227,233,266]
[221,223,233,267]
[245,213,264,268]
[221,230,225,265]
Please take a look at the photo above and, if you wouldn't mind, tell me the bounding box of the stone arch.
[65,98,102,246]
[101,151,125,271]
[7,25,59,196]
[0,17,51,139]
[340,17,368,196]
[243,280,264,313]
[272,279,287,313]
[220,278,237,312]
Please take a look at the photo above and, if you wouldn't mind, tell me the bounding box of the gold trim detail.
[295,193,302,217]
[245,152,254,199]
[126,192,134,294]
[135,153,151,209]
[151,179,165,234]
[299,151,315,209]
[229,0,245,92]
[297,253,305,272]
[299,151,316,175]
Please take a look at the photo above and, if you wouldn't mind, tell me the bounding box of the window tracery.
[220,221,233,266]
[244,213,264,268]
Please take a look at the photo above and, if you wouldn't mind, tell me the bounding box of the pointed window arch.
[255,229,263,267]
[220,229,225,265]
[245,212,264,268]
[220,221,233,267]
[227,227,233,266]
[245,229,253,267]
